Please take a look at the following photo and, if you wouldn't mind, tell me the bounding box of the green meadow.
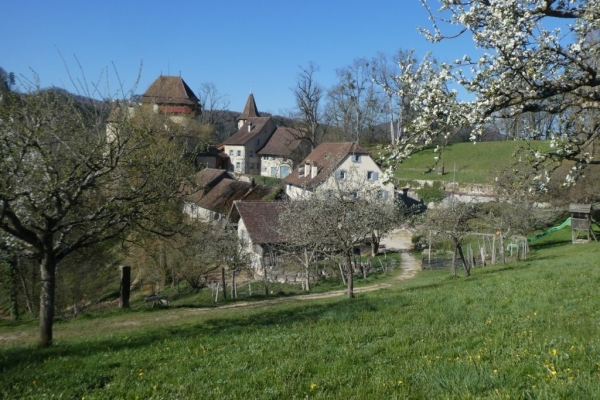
[2,229,600,399]
[391,141,551,185]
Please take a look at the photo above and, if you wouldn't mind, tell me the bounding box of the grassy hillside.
[391,140,551,185]
[2,230,600,398]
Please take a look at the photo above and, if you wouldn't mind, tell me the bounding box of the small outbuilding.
[568,203,597,243]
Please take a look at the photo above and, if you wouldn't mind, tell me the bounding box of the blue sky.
[1,0,476,115]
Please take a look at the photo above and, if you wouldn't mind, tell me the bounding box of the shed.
[568,203,597,243]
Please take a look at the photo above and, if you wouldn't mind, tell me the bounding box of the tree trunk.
[304,249,311,292]
[451,246,457,277]
[39,252,56,348]
[371,232,380,256]
[221,267,227,300]
[345,253,354,299]
[338,263,346,285]
[457,244,471,277]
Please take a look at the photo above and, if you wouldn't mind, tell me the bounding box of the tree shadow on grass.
[530,239,572,250]
[0,296,380,372]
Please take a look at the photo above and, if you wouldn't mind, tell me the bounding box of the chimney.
[311,161,318,179]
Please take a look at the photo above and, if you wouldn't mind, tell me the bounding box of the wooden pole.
[428,231,432,265]
[231,271,236,299]
[119,266,131,309]
[492,236,496,265]
[221,267,227,300]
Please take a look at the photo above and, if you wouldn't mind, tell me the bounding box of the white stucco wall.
[260,156,293,178]
[286,154,394,200]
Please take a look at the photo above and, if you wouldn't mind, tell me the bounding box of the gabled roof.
[237,93,260,120]
[222,117,273,146]
[235,201,287,244]
[195,168,231,188]
[196,179,280,215]
[257,127,303,158]
[140,76,199,106]
[283,142,369,189]
[183,168,231,203]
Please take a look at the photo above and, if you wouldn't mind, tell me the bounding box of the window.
[375,189,389,200]
[352,154,361,163]
[229,150,233,156]
[249,150,254,157]
[280,165,291,178]
[262,166,267,172]
[367,171,379,181]
[235,162,241,171]
[250,163,254,169]
[256,139,260,146]
[237,150,241,157]
[336,170,347,180]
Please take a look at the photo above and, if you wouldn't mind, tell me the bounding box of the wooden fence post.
[119,265,131,309]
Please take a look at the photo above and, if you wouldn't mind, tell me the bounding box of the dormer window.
[352,154,361,163]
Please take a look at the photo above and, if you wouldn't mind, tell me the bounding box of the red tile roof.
[222,117,274,146]
[283,142,369,189]
[257,127,304,158]
[234,201,287,244]
[140,76,199,106]
[183,168,231,203]
[196,179,280,215]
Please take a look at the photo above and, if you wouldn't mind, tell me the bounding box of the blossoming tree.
[382,0,600,189]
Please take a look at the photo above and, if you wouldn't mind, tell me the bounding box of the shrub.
[417,181,446,204]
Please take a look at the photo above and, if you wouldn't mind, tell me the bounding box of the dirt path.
[0,230,419,345]
[189,229,419,311]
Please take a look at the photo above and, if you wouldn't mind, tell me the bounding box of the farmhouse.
[283,142,394,200]
[222,93,276,175]
[258,127,307,179]
[222,93,308,176]
[233,201,287,270]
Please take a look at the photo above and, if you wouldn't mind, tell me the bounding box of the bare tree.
[425,201,478,277]
[196,82,231,143]
[280,170,398,298]
[325,58,386,144]
[0,84,194,347]
[290,62,327,150]
[371,50,421,144]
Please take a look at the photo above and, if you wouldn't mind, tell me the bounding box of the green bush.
[417,181,446,204]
